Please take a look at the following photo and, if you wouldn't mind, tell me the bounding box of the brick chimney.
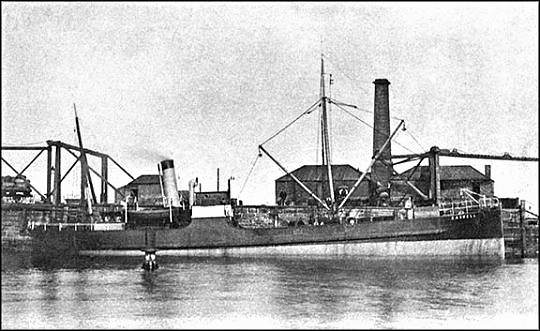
[485,165,491,179]
[372,79,392,198]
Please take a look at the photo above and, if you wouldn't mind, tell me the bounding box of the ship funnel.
[372,79,393,199]
[159,159,181,207]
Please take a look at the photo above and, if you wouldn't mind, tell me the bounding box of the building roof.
[398,165,493,182]
[276,164,363,182]
[126,174,161,186]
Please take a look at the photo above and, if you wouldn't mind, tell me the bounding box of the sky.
[1,2,538,212]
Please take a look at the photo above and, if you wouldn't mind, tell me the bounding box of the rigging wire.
[260,98,322,146]
[404,129,426,152]
[322,53,425,155]
[237,152,261,199]
[330,99,372,128]
[331,97,427,154]
[330,98,372,115]
[330,97,404,121]
[330,99,419,155]
[321,53,370,95]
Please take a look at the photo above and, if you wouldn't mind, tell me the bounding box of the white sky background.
[1,2,538,212]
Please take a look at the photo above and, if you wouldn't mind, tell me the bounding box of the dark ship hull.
[126,207,191,228]
[28,206,504,258]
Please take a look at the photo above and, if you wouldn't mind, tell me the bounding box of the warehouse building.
[115,175,230,207]
[392,164,494,202]
[274,164,371,206]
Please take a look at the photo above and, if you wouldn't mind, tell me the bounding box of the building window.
[472,182,481,194]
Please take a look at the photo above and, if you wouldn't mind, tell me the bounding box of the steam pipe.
[158,162,165,207]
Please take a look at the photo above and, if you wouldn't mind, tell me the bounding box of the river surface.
[1,253,538,329]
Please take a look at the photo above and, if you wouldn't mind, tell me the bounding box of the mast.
[320,55,335,208]
[74,104,95,215]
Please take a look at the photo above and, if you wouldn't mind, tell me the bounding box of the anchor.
[142,249,159,271]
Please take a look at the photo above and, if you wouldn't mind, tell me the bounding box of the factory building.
[391,165,494,202]
[274,163,494,207]
[115,175,230,207]
[115,175,165,207]
[274,164,370,206]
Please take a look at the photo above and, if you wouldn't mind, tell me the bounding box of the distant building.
[115,175,163,207]
[274,164,370,206]
[393,165,494,201]
[115,174,229,207]
[120,164,494,208]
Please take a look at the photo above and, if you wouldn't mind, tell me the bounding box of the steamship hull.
[19,60,509,261]
[126,208,190,227]
[29,207,504,258]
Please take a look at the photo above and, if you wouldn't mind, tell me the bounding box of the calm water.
[1,253,538,329]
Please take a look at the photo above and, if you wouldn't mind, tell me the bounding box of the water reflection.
[1,252,537,329]
[140,270,158,293]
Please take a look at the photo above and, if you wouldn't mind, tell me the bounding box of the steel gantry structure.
[1,140,134,205]
[392,146,539,206]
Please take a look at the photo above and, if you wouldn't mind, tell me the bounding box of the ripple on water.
[1,254,538,329]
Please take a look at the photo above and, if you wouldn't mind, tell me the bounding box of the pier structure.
[1,140,134,206]
[500,199,539,259]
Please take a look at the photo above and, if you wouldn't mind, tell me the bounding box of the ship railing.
[438,199,481,219]
[22,204,125,232]
[28,220,125,232]
[478,197,500,209]
[340,207,396,224]
[459,189,500,209]
[438,197,500,220]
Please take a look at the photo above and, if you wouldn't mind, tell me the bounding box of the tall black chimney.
[372,79,392,199]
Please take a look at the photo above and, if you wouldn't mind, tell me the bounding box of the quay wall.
[1,209,31,251]
[524,221,538,258]
[501,208,538,258]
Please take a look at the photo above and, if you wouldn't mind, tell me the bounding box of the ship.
[22,55,509,262]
